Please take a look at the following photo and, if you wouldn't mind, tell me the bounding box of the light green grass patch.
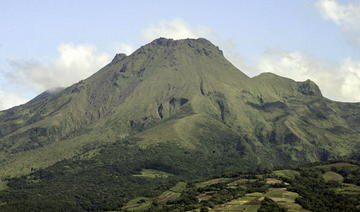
[170,182,187,192]
[315,162,358,171]
[228,178,257,186]
[122,197,152,211]
[156,190,181,203]
[265,188,309,212]
[132,169,173,178]
[322,171,344,182]
[239,195,259,201]
[212,196,262,212]
[266,188,299,201]
[0,181,7,191]
[265,178,283,185]
[245,192,264,197]
[266,188,288,198]
[195,178,232,188]
[337,183,360,195]
[273,169,300,179]
[244,205,262,212]
[197,191,215,201]
[155,182,187,204]
[79,149,101,160]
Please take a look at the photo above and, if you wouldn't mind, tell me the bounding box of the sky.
[1,0,360,110]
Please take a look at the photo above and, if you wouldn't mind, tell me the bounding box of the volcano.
[0,38,359,211]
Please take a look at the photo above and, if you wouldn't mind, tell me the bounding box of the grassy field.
[322,171,344,182]
[208,187,307,212]
[315,162,358,170]
[265,188,309,212]
[273,169,300,179]
[336,183,360,195]
[210,192,264,212]
[132,169,173,178]
[196,191,216,201]
[211,196,262,212]
[228,178,257,186]
[169,181,187,192]
[120,161,359,212]
[194,176,307,212]
[195,178,232,188]
[154,182,186,204]
[265,178,284,185]
[121,197,152,211]
[0,181,7,191]
[156,190,181,203]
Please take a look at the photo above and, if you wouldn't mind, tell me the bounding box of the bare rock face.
[111,53,127,63]
[298,80,322,96]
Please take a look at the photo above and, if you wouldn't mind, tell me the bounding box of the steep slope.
[0,37,359,180]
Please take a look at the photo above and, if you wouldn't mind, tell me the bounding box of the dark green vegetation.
[134,161,360,212]
[2,160,355,211]
[0,38,359,211]
[258,198,287,212]
[0,142,257,211]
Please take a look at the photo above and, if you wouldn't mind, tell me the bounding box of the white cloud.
[350,35,360,48]
[141,18,250,73]
[316,0,360,27]
[316,0,360,29]
[0,90,27,110]
[312,0,360,102]
[340,58,360,101]
[114,43,136,55]
[8,43,111,92]
[218,39,255,74]
[141,18,211,41]
[3,17,359,110]
[316,0,360,53]
[257,50,360,102]
[257,51,325,81]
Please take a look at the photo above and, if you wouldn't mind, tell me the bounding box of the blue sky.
[1,0,360,109]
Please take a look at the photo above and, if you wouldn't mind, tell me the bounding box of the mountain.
[0,38,359,211]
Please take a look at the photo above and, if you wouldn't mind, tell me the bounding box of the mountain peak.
[150,37,213,46]
[298,79,322,96]
[111,53,127,63]
[108,38,226,67]
[144,37,224,56]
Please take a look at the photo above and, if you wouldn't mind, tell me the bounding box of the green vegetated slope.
[0,38,359,210]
